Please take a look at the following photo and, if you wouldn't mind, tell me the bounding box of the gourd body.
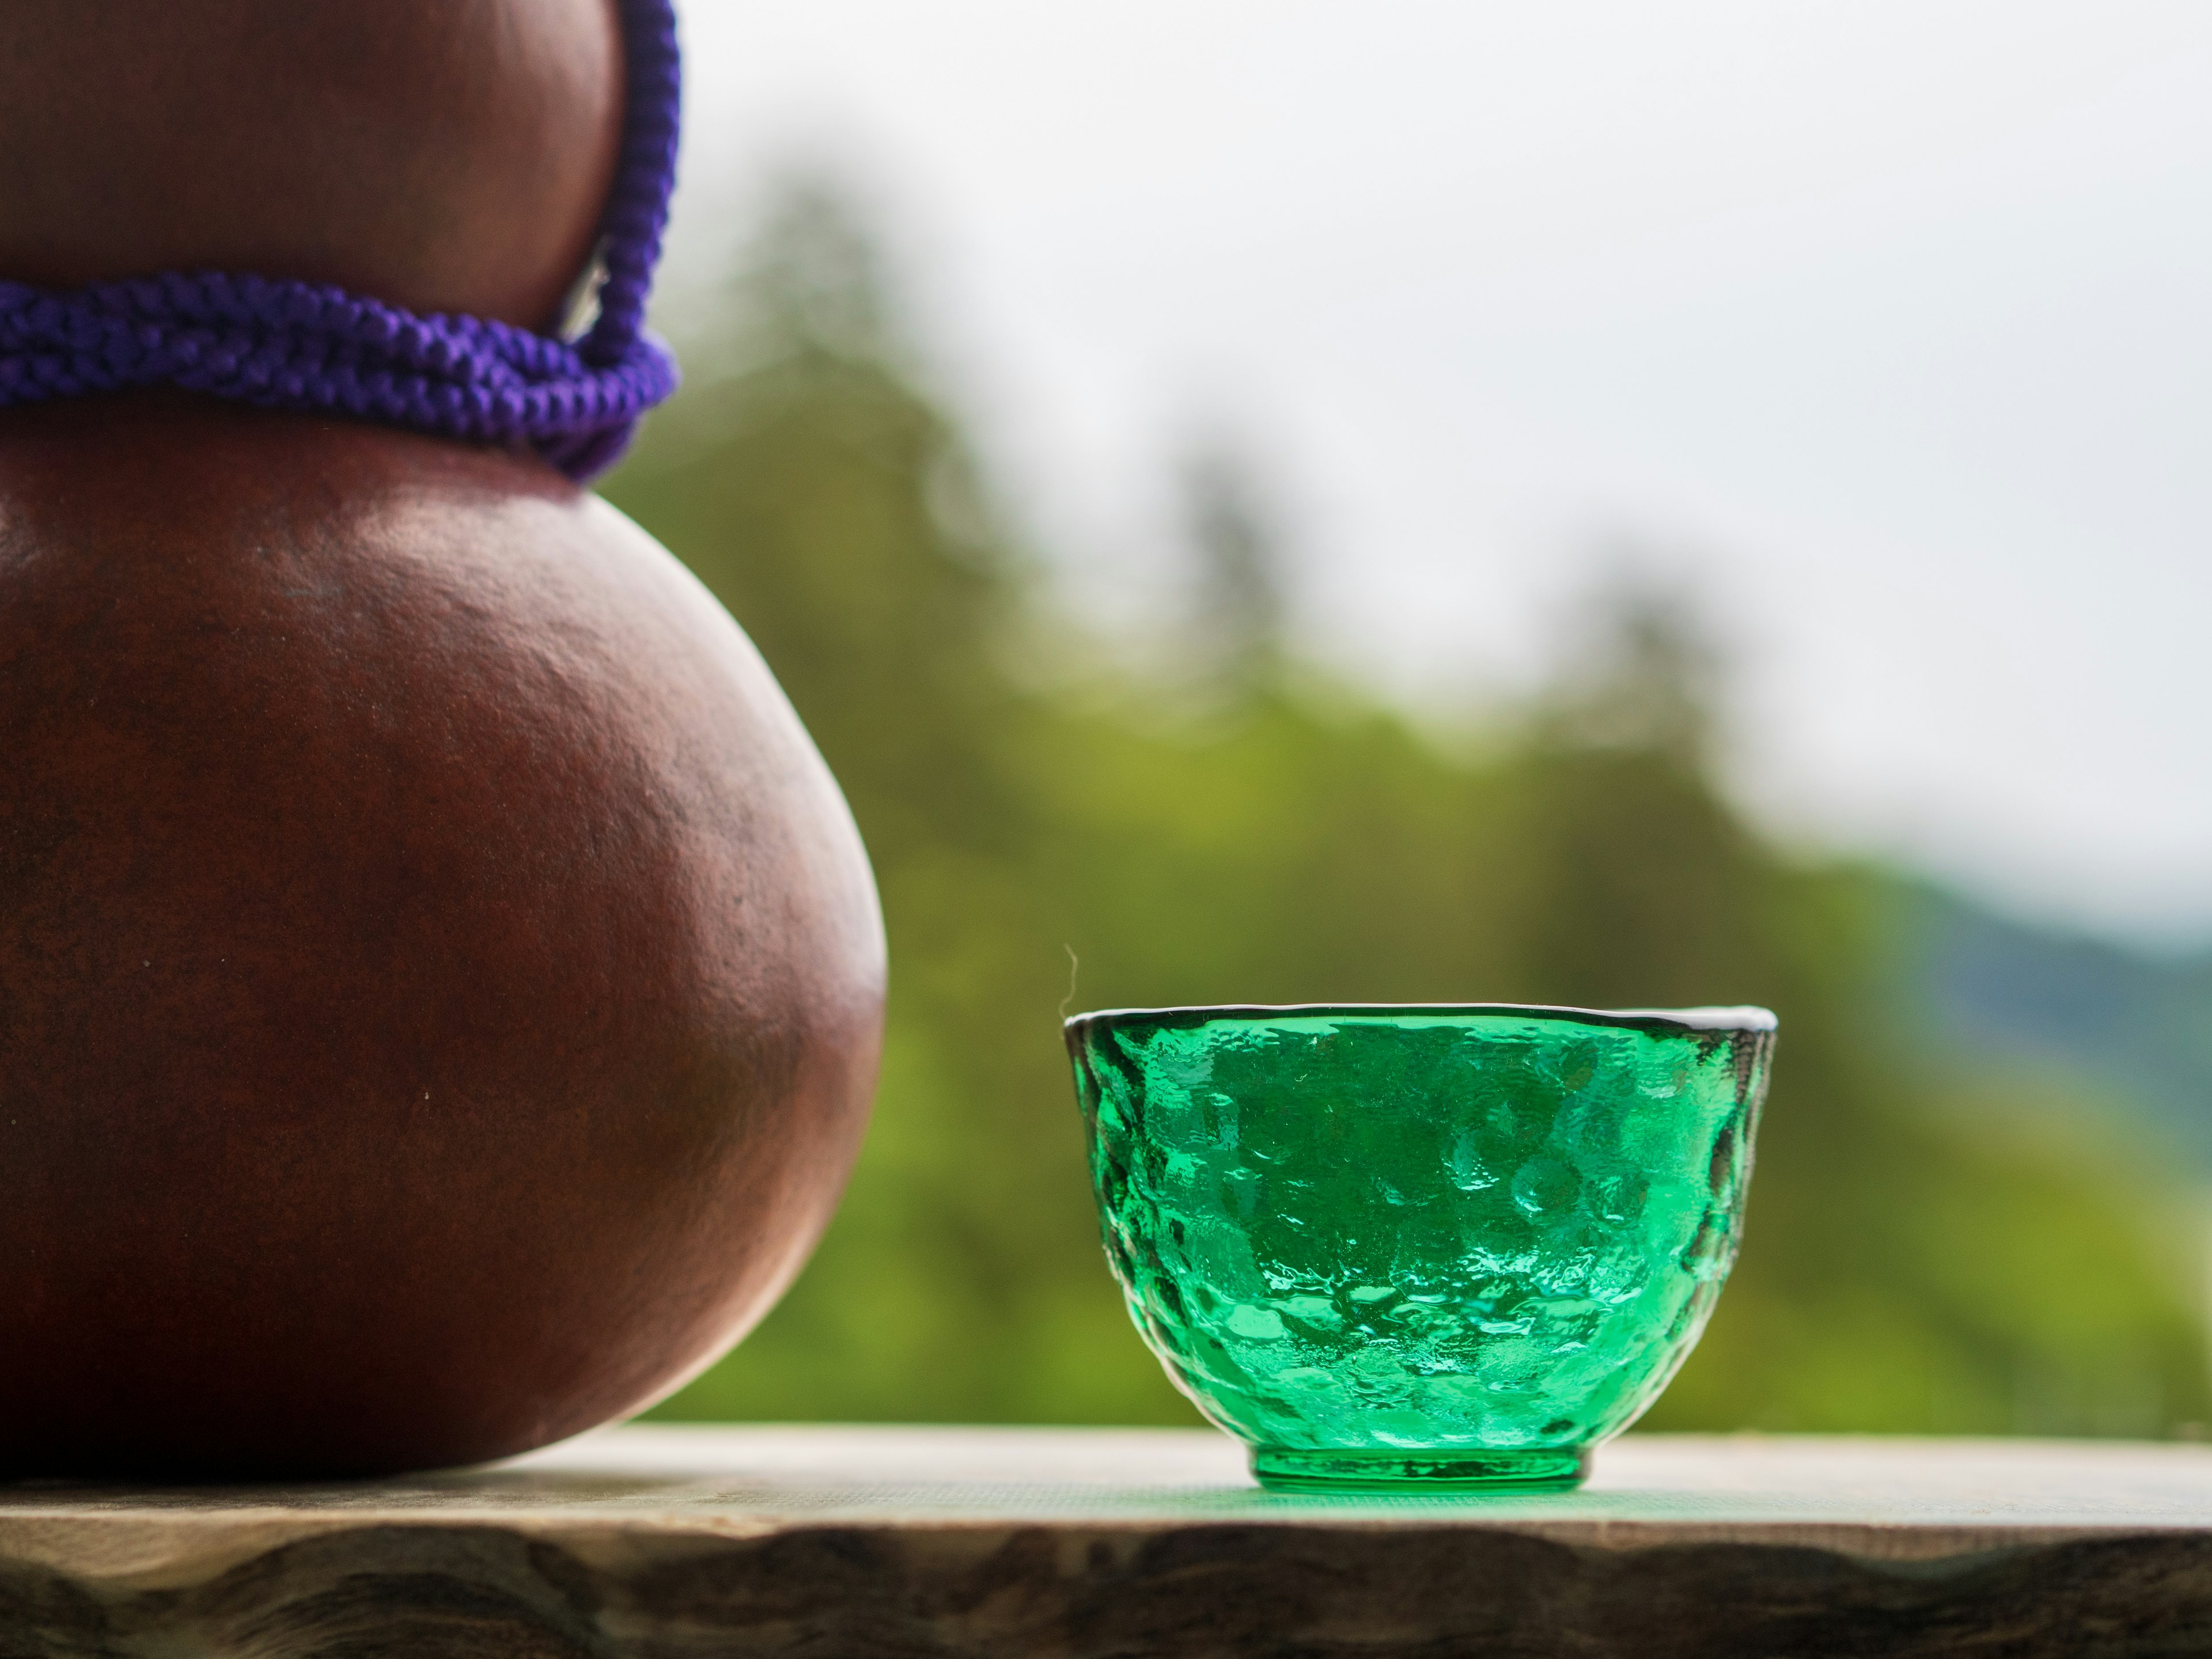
[0,0,885,1476]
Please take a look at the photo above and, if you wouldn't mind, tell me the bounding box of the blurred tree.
[1177,439,1286,700]
[1537,566,1722,767]
[605,178,2207,1438]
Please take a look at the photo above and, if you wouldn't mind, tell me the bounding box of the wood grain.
[6,1428,2212,1656]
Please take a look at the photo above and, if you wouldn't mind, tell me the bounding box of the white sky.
[661,2,2212,944]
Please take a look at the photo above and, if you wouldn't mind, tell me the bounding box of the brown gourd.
[0,0,885,1477]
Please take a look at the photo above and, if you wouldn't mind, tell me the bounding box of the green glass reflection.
[1066,1004,1775,1492]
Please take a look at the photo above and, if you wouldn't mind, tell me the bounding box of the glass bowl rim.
[1064,1001,1776,1037]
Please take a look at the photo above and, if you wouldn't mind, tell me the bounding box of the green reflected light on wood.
[1067,1004,1775,1491]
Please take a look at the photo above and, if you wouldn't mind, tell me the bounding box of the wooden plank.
[6,1428,2212,1656]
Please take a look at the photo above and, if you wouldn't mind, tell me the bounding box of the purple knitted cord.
[0,0,681,483]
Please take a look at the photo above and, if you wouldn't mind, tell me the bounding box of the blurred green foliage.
[609,183,2208,1437]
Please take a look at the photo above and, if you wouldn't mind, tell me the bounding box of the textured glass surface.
[1067,1005,1774,1490]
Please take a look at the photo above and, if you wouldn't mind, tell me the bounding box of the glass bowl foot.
[1251,1446,1589,1493]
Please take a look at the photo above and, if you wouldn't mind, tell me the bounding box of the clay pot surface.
[0,1,885,1478]
[0,395,885,1476]
[0,0,623,326]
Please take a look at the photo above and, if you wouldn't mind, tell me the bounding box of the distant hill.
[1894,880,2212,1166]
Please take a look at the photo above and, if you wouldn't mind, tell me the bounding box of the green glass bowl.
[1066,1003,1775,1493]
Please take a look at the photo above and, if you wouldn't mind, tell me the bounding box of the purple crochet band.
[0,0,681,483]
